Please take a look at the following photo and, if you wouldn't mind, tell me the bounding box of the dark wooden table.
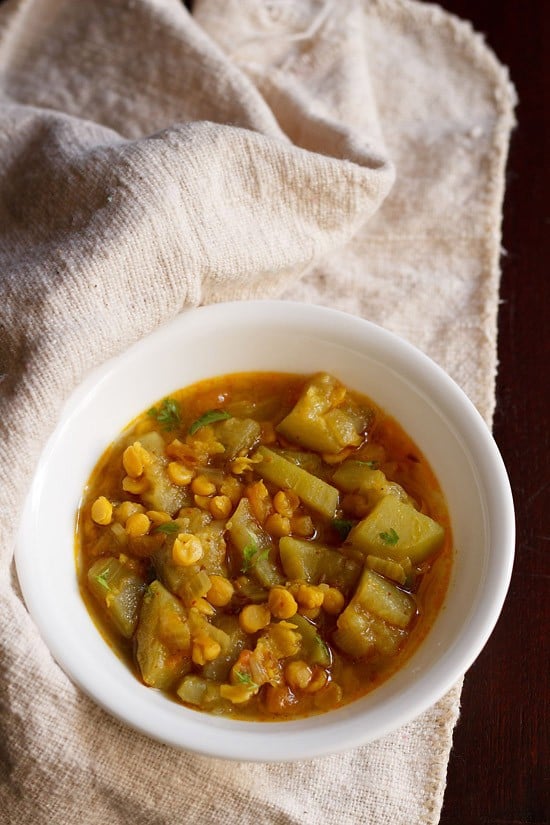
[429,3,549,823]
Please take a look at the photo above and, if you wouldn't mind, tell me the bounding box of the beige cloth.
[0,0,515,823]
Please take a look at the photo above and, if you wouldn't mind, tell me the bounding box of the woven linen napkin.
[0,1,515,823]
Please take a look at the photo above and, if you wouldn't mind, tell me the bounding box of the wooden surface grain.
[428,2,549,823]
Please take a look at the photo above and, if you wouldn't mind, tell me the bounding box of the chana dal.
[76,372,452,720]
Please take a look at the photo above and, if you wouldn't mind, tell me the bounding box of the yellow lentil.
[145,510,172,525]
[172,533,203,566]
[206,575,234,607]
[239,604,271,634]
[91,496,112,526]
[264,513,291,537]
[295,583,324,609]
[192,636,221,665]
[322,587,345,615]
[273,490,300,518]
[167,461,194,486]
[209,495,232,520]
[290,515,315,538]
[122,443,144,478]
[220,684,255,704]
[122,475,149,495]
[268,586,298,619]
[191,475,216,497]
[125,512,151,537]
[284,660,313,691]
[114,501,144,524]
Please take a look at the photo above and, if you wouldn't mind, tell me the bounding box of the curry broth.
[76,372,452,720]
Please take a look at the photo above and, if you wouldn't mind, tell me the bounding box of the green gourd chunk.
[333,608,406,659]
[177,674,209,706]
[254,446,339,519]
[276,372,372,454]
[279,536,361,593]
[351,568,416,628]
[87,556,147,639]
[348,495,445,565]
[289,614,331,666]
[212,417,261,460]
[135,580,192,689]
[227,498,283,587]
[332,460,409,503]
[333,569,415,659]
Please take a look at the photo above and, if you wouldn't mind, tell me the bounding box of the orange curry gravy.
[76,372,452,720]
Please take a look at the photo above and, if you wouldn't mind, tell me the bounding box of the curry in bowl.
[76,371,452,720]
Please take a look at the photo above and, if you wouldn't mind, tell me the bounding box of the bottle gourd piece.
[135,580,192,689]
[254,446,339,519]
[279,536,361,594]
[227,497,284,588]
[87,556,147,639]
[276,372,372,454]
[333,568,416,659]
[332,459,410,504]
[347,494,445,564]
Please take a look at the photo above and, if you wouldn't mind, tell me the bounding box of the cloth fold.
[0,1,515,823]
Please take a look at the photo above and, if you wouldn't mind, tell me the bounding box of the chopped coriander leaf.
[379,528,399,546]
[188,409,232,436]
[355,459,380,470]
[234,670,257,688]
[241,543,259,572]
[241,543,269,573]
[331,518,354,540]
[147,398,181,431]
[95,571,111,592]
[354,459,379,469]
[154,522,180,535]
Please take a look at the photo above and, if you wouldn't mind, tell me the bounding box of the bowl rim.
[15,300,515,761]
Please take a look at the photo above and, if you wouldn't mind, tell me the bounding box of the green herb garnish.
[331,518,354,540]
[154,521,180,535]
[234,670,257,688]
[147,398,181,431]
[355,459,379,470]
[379,528,399,546]
[188,409,232,436]
[241,542,269,573]
[95,571,111,592]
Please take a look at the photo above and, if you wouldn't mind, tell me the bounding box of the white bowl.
[15,301,515,761]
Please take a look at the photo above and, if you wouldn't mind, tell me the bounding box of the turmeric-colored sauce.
[76,372,452,720]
